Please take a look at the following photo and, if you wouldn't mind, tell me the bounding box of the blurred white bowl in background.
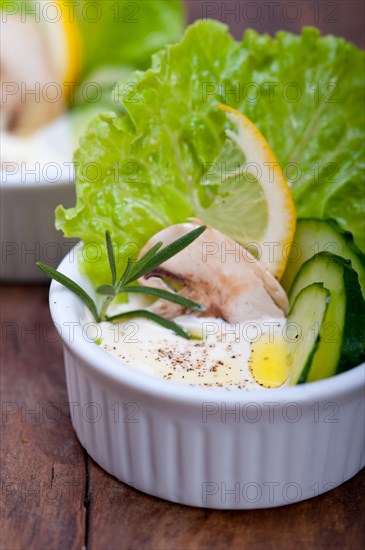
[0,168,77,282]
[0,117,78,282]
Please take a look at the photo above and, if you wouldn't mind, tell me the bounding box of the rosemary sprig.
[37,225,206,338]
[122,286,204,311]
[106,310,191,339]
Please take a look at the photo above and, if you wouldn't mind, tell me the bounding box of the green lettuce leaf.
[56,21,365,285]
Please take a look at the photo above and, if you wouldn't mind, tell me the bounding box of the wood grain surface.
[1,284,364,550]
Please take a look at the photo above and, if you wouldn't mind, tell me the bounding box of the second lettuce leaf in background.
[71,0,185,116]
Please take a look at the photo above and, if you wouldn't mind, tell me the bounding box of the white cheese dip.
[99,313,286,390]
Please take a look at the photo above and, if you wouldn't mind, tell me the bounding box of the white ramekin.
[49,249,365,509]
[0,171,77,281]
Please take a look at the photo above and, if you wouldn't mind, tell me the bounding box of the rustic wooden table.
[1,284,364,550]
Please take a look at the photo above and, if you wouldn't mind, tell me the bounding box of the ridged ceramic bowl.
[0,170,77,281]
[49,249,365,509]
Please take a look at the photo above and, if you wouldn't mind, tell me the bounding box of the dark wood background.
[185,0,364,47]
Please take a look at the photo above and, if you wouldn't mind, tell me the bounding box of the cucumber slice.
[288,283,330,385]
[281,218,365,297]
[289,252,365,381]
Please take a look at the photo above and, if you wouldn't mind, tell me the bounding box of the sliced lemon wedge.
[200,104,296,279]
[57,0,83,87]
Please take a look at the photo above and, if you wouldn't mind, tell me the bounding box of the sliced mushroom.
[138,222,289,323]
